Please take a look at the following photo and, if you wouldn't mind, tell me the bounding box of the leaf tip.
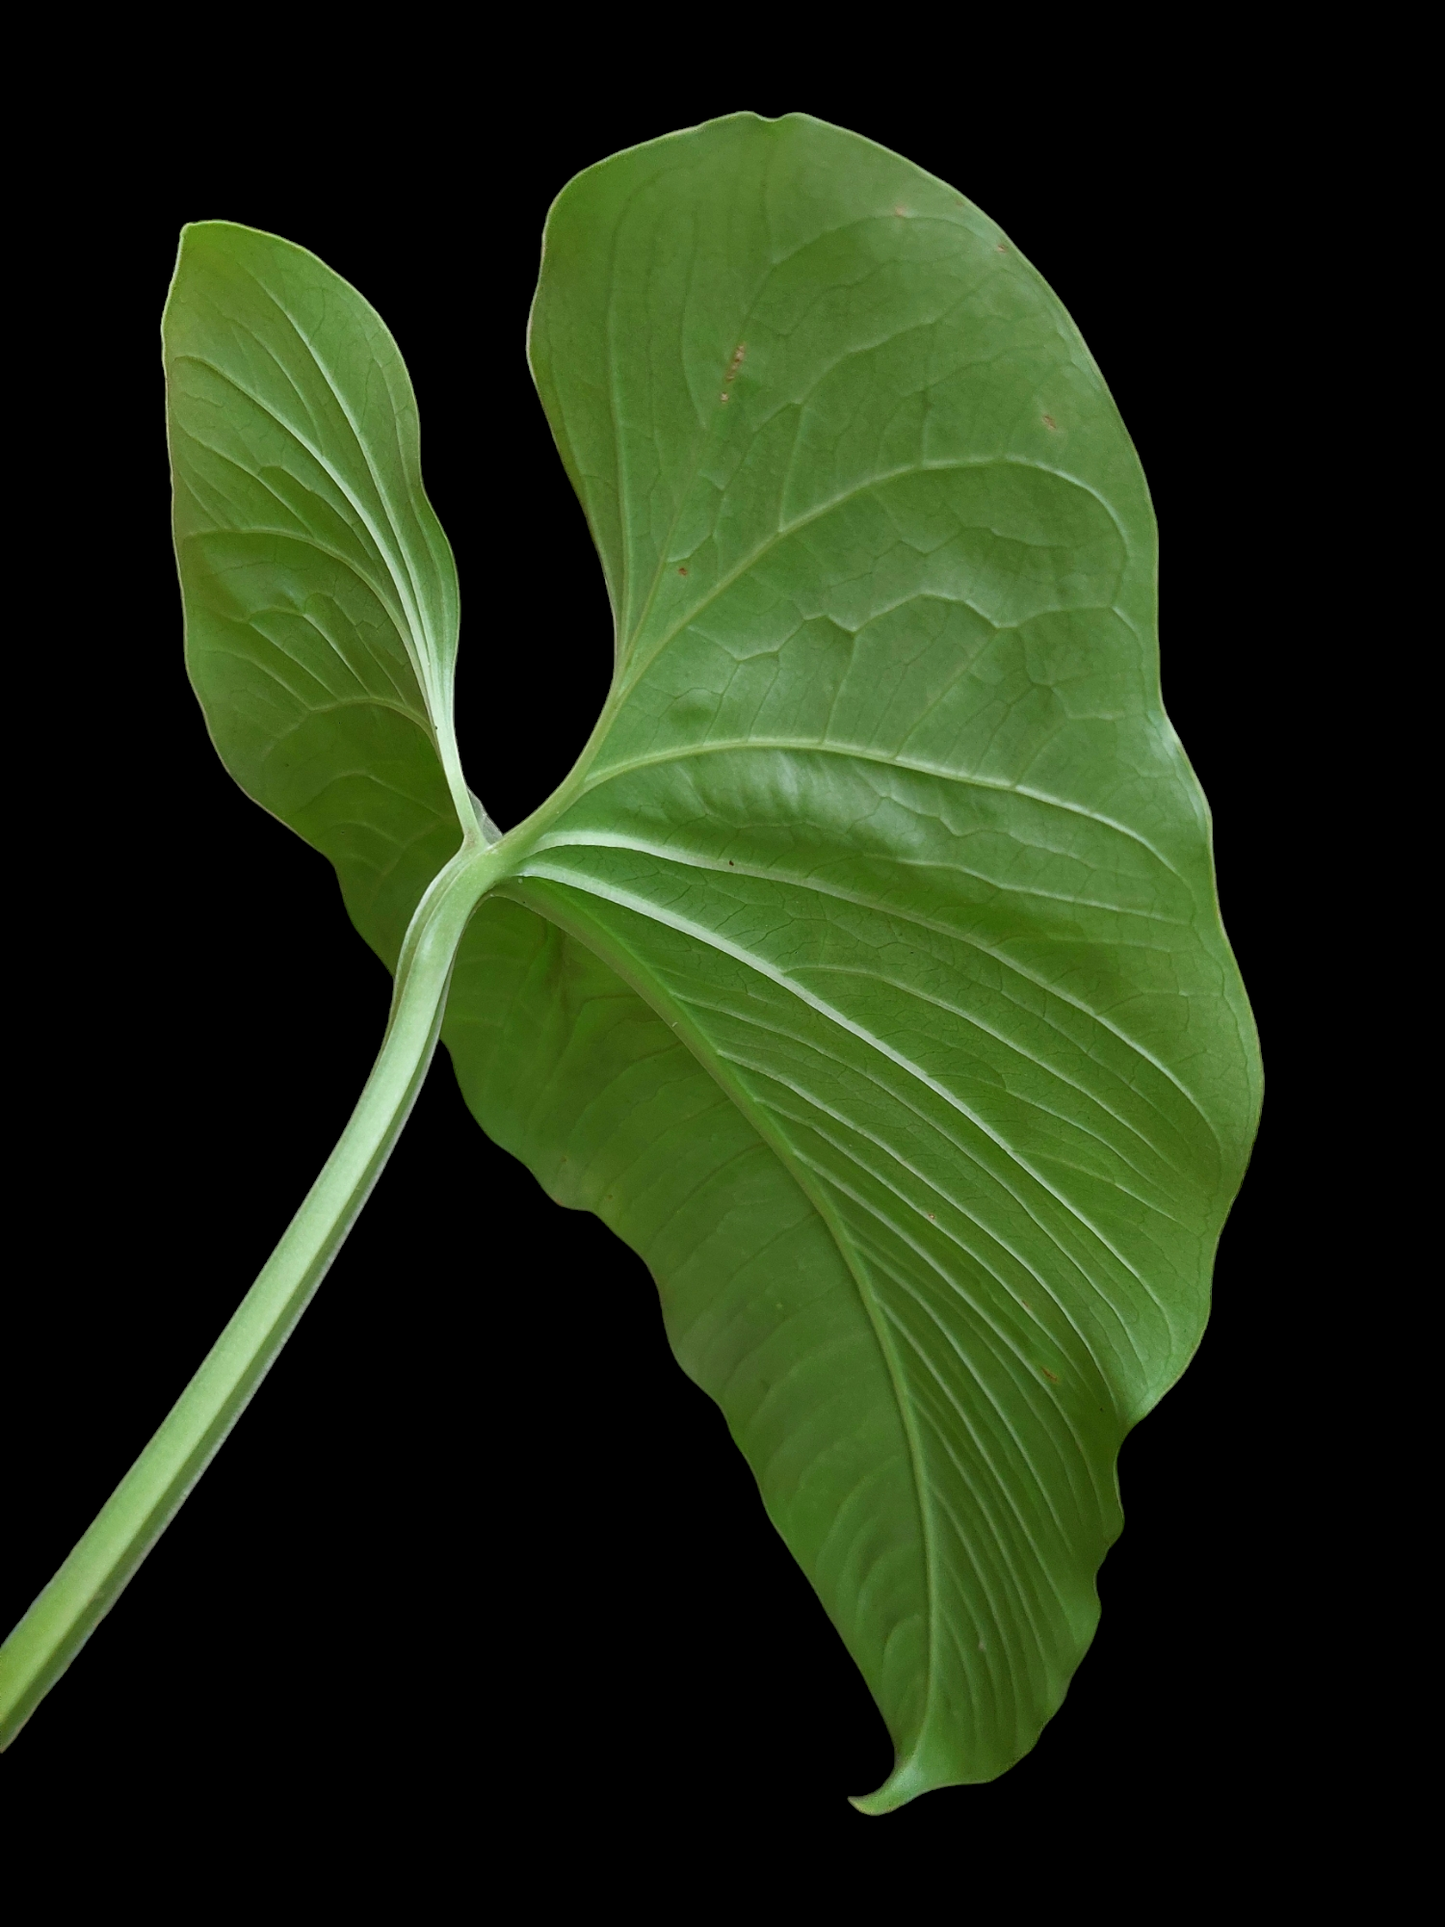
[847,1749,946,1816]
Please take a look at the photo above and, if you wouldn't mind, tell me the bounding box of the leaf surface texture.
[165,114,1260,1808]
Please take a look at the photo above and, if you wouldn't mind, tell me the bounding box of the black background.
[5,67,1321,1887]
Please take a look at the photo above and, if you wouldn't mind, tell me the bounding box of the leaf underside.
[164,114,1260,1809]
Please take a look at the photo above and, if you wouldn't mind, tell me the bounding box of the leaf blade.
[164,220,472,964]
[484,113,1260,1800]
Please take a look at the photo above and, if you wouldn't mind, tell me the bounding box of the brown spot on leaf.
[1042,413,1057,430]
[678,566,688,575]
[1041,1367,1061,1383]
[996,241,1007,251]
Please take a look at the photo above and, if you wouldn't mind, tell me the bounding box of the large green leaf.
[163,113,1260,1809]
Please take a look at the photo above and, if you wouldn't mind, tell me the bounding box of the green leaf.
[13,111,1257,1799]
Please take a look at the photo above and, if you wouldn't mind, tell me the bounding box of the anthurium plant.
[0,112,1260,1810]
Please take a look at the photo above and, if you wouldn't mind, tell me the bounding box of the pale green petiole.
[0,831,512,1748]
